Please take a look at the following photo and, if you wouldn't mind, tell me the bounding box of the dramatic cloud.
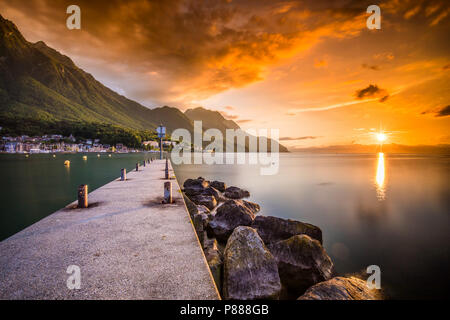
[355,84,389,101]
[2,0,449,147]
[2,0,368,106]
[435,105,450,117]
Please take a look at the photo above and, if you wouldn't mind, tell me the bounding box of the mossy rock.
[223,226,281,300]
[268,234,333,298]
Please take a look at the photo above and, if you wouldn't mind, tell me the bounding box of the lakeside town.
[0,133,177,154]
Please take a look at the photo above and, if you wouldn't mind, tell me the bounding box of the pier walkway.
[0,160,219,299]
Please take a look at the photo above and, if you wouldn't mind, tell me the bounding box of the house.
[143,141,159,148]
[5,142,23,153]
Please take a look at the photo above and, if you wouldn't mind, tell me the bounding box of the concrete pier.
[0,160,219,300]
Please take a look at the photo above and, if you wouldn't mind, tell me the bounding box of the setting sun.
[377,133,387,143]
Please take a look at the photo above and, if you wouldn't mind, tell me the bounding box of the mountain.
[185,107,240,132]
[0,15,287,151]
[0,14,193,134]
[185,107,288,152]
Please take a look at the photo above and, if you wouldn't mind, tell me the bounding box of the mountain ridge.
[184,107,288,152]
[0,13,193,133]
[0,14,287,151]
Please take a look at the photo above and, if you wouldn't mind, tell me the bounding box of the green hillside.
[0,14,193,135]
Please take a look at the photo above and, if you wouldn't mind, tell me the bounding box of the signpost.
[157,125,166,160]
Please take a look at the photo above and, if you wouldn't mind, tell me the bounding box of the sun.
[376,132,387,142]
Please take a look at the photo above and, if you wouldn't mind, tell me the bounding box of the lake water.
[172,153,450,300]
[0,153,151,242]
[0,152,448,299]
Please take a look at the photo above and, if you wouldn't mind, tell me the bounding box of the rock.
[252,215,322,244]
[193,213,209,233]
[224,186,250,199]
[193,213,209,246]
[197,205,210,215]
[223,226,281,300]
[202,186,220,202]
[183,178,210,196]
[203,237,223,294]
[183,194,198,218]
[268,235,333,297]
[190,194,217,210]
[207,200,258,242]
[242,201,260,213]
[210,180,226,192]
[298,276,381,300]
[183,177,209,189]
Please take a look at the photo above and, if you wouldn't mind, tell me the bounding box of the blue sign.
[157,126,166,138]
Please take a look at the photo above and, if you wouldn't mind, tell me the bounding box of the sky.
[2,0,449,148]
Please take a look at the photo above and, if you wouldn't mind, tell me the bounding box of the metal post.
[165,158,169,179]
[143,160,146,167]
[78,185,88,208]
[136,163,139,171]
[121,168,126,181]
[164,181,172,204]
[160,137,163,160]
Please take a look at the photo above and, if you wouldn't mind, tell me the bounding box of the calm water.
[0,152,449,299]
[172,153,450,300]
[0,152,153,241]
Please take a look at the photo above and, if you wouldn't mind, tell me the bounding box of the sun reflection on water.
[375,152,386,200]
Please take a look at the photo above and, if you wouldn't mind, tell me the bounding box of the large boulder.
[189,194,217,210]
[183,194,198,218]
[203,237,223,294]
[202,186,220,202]
[252,215,322,244]
[207,200,258,242]
[268,235,333,297]
[210,180,226,192]
[192,212,210,247]
[183,178,210,196]
[298,276,381,300]
[223,226,281,300]
[224,186,250,199]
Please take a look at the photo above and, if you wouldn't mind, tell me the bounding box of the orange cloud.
[2,0,368,106]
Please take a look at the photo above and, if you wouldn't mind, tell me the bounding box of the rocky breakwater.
[182,177,380,300]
